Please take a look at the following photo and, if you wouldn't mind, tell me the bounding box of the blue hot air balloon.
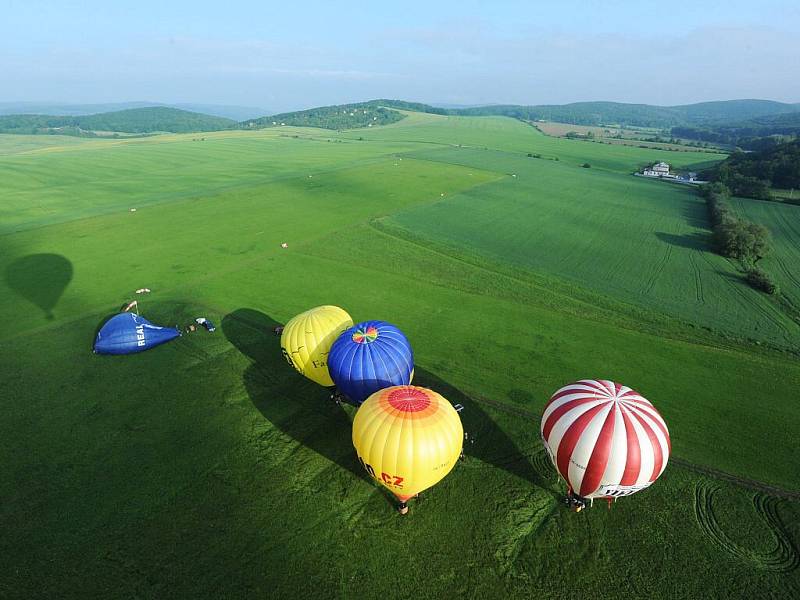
[327,320,414,405]
[94,313,181,355]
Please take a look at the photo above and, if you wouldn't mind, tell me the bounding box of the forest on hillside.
[0,107,235,135]
[704,139,800,200]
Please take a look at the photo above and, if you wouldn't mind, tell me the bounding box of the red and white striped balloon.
[540,379,670,500]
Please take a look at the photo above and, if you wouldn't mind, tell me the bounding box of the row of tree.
[700,183,777,293]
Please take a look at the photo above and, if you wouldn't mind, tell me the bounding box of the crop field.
[341,111,727,173]
[533,121,722,152]
[732,196,800,312]
[387,146,800,348]
[1,113,799,599]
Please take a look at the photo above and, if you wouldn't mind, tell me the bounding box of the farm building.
[642,161,671,177]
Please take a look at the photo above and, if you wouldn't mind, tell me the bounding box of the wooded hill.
[0,107,236,135]
[704,139,800,199]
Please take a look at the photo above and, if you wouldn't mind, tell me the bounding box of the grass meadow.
[1,114,798,598]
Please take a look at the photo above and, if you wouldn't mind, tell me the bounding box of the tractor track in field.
[774,254,800,292]
[694,481,799,572]
[718,259,793,338]
[468,393,800,501]
[689,251,705,304]
[642,242,672,296]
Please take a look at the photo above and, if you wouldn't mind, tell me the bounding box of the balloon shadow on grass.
[5,253,72,320]
[412,367,559,499]
[222,308,368,483]
[223,308,558,504]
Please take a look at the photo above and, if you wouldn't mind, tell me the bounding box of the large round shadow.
[6,253,73,320]
[223,308,557,500]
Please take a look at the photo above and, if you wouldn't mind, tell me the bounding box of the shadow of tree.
[655,231,713,251]
[5,253,73,319]
[681,197,710,229]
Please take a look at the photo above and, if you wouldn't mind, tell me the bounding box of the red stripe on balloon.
[629,408,664,482]
[619,407,642,486]
[542,396,601,441]
[645,407,670,454]
[555,403,607,483]
[580,379,612,395]
[547,386,601,407]
[579,404,618,497]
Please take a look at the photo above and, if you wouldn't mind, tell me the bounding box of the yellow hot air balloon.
[352,385,463,513]
[280,305,353,386]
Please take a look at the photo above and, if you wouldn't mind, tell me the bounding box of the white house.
[642,162,672,177]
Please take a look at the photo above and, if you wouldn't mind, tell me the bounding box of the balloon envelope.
[540,379,670,500]
[328,320,414,405]
[353,385,463,501]
[94,313,180,355]
[280,305,353,386]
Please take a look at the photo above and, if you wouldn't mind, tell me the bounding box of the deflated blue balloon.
[94,313,180,355]
[327,320,414,405]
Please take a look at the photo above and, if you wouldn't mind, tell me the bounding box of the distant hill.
[672,112,800,149]
[169,103,270,121]
[242,98,800,131]
[0,101,158,116]
[0,101,269,121]
[670,99,800,124]
[241,103,406,130]
[449,99,800,128]
[0,107,236,135]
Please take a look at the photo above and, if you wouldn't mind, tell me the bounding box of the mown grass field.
[1,113,799,599]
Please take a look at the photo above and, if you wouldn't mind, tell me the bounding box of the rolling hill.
[244,98,800,130]
[0,101,269,121]
[0,107,236,135]
[672,112,800,148]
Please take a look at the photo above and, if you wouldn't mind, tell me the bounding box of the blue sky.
[2,0,799,112]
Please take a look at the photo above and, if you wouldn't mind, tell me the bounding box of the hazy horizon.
[4,0,800,114]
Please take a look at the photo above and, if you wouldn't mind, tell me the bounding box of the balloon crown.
[387,387,431,412]
[352,325,379,344]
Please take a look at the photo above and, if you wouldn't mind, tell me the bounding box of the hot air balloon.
[540,379,670,509]
[280,305,353,386]
[327,320,414,405]
[352,385,463,514]
[93,313,181,355]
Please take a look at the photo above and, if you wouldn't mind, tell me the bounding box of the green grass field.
[731,196,800,312]
[1,113,798,598]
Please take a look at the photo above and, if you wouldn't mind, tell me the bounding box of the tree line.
[700,183,777,294]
